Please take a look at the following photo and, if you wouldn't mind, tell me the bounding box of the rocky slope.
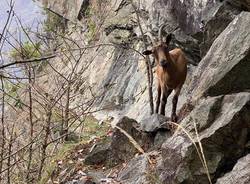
[38,0,250,183]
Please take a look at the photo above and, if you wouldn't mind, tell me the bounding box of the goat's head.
[142,25,172,68]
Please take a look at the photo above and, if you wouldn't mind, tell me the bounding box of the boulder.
[159,92,250,184]
[84,117,153,167]
[109,117,153,165]
[140,114,173,149]
[140,114,170,132]
[84,137,111,165]
[118,154,150,184]
[216,154,250,184]
[117,151,162,184]
[190,12,250,101]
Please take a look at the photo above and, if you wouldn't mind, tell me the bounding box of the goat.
[142,25,187,122]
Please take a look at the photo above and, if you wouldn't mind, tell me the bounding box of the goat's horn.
[145,32,156,45]
[158,24,166,42]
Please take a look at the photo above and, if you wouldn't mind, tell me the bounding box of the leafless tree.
[0,1,156,183]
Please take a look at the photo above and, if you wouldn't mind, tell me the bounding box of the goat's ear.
[142,50,152,55]
[165,34,172,45]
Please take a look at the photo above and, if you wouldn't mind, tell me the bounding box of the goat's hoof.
[171,114,178,122]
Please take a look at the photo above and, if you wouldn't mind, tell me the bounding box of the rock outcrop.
[160,92,250,183]
[41,0,84,20]
[216,154,250,184]
[190,12,250,101]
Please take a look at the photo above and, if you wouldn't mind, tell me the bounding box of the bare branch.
[0,55,56,69]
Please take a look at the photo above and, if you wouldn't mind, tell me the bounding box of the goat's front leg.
[155,84,161,114]
[171,88,181,122]
[160,88,172,116]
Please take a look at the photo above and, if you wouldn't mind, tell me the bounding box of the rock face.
[38,0,205,123]
[190,12,250,101]
[150,0,218,34]
[39,1,250,118]
[41,0,84,20]
[38,0,250,184]
[227,0,250,11]
[160,93,250,184]
[199,2,241,56]
[216,154,250,184]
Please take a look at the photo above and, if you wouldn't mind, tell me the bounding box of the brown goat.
[142,25,187,122]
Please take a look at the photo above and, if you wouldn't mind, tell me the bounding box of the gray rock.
[140,114,169,132]
[109,117,153,166]
[66,180,94,184]
[65,131,81,142]
[87,171,106,183]
[118,154,150,184]
[200,2,241,56]
[159,92,250,184]
[227,0,250,11]
[172,29,201,65]
[190,12,250,101]
[84,137,111,165]
[40,0,84,21]
[154,131,172,149]
[84,117,153,167]
[216,154,250,184]
[117,151,162,184]
[150,0,218,35]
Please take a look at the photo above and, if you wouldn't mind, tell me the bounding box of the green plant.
[39,115,110,183]
[38,142,77,184]
[43,9,66,33]
[4,80,23,109]
[10,41,47,72]
[84,6,93,18]
[86,19,96,40]
[10,41,41,60]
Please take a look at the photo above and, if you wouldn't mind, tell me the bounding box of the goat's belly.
[165,83,177,89]
[158,75,180,89]
[159,80,177,89]
[164,78,181,89]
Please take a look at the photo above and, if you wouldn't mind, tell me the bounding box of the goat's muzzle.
[160,60,168,67]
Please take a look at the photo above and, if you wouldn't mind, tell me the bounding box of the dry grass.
[115,117,212,184]
[170,121,212,184]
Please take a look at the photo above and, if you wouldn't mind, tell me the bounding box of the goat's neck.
[164,52,176,75]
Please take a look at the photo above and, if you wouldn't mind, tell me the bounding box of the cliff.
[36,0,250,183]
